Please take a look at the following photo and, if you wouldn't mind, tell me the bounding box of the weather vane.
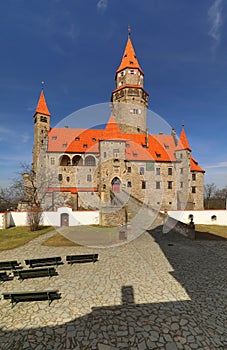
[128,25,131,37]
[182,120,185,129]
[41,81,44,90]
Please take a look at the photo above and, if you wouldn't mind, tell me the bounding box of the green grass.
[42,233,81,247]
[195,224,227,239]
[0,226,54,251]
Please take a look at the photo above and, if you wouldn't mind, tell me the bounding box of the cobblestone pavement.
[0,226,226,349]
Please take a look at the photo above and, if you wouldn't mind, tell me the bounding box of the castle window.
[58,174,62,181]
[130,69,135,73]
[52,136,57,140]
[140,167,144,175]
[85,156,95,166]
[127,181,131,188]
[120,71,125,77]
[156,168,160,175]
[180,168,183,174]
[156,181,161,189]
[142,181,146,189]
[75,137,80,141]
[127,166,131,173]
[103,184,106,189]
[87,174,92,182]
[113,149,119,157]
[180,182,183,188]
[180,153,183,159]
[168,181,173,189]
[40,116,47,123]
[192,173,196,181]
[131,108,139,114]
[66,176,70,182]
[168,168,173,176]
[192,186,196,193]
[103,152,107,158]
[50,157,55,165]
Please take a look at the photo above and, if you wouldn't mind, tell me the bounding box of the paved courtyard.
[0,226,226,350]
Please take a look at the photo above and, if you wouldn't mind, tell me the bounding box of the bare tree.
[204,183,217,209]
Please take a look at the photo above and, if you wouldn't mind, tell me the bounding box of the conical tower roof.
[177,128,192,152]
[34,90,51,116]
[116,35,143,74]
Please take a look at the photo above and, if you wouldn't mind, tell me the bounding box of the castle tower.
[32,89,51,172]
[111,29,149,134]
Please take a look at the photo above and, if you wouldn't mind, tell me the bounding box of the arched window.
[59,155,71,166]
[85,156,96,166]
[211,215,217,221]
[72,155,83,166]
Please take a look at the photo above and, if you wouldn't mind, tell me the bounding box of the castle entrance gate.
[111,177,121,193]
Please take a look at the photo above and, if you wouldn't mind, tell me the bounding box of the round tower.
[111,30,149,134]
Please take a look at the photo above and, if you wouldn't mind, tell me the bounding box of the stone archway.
[111,177,121,193]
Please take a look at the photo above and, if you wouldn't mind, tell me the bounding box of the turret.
[111,29,149,134]
[32,88,51,172]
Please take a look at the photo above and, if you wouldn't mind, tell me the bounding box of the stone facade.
[31,34,205,215]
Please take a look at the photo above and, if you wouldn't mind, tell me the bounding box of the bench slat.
[13,268,57,281]
[66,254,98,265]
[25,257,62,268]
[2,290,61,307]
[0,261,21,270]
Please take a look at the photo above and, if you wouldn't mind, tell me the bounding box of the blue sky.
[0,0,227,188]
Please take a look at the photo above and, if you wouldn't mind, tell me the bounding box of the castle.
[31,32,205,214]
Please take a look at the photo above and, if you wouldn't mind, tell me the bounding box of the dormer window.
[75,137,80,141]
[83,144,87,148]
[62,143,67,148]
[52,136,57,140]
[92,138,97,142]
[156,152,161,158]
[130,62,134,65]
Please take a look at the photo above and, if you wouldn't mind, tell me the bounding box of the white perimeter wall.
[2,207,99,228]
[167,210,227,226]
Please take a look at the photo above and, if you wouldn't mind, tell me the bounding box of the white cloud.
[205,161,227,169]
[208,0,223,47]
[97,0,108,13]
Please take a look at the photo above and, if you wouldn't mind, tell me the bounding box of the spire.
[34,89,51,116]
[177,128,192,152]
[116,32,143,74]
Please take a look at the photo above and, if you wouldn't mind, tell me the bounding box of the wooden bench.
[0,272,13,283]
[25,256,62,268]
[0,260,21,270]
[2,290,61,307]
[66,254,98,265]
[13,267,58,281]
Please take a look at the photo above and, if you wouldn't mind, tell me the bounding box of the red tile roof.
[45,187,98,194]
[176,128,191,152]
[47,115,204,171]
[34,90,51,116]
[116,37,143,74]
[190,156,205,173]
